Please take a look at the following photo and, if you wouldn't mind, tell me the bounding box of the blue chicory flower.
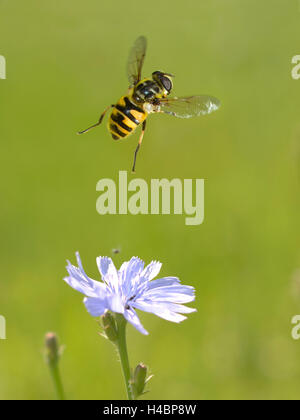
[64,252,196,335]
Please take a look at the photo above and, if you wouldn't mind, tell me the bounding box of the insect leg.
[132,120,147,173]
[77,105,114,135]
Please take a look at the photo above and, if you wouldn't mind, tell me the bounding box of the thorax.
[132,78,166,104]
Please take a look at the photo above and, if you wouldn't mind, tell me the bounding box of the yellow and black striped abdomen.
[108,96,147,140]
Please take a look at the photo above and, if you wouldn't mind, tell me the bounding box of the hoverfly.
[78,36,220,172]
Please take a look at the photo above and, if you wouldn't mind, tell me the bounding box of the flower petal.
[132,300,187,323]
[96,256,119,292]
[141,260,162,281]
[75,252,90,280]
[83,297,107,316]
[146,277,181,290]
[134,277,181,300]
[119,257,145,295]
[124,308,149,335]
[64,253,107,298]
[150,301,197,314]
[142,285,195,304]
[106,293,124,314]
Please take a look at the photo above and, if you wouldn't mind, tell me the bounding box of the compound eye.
[161,76,172,92]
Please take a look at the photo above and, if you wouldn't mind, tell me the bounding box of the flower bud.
[101,312,118,342]
[44,332,60,365]
[132,363,148,397]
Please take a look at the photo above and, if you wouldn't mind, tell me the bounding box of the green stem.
[115,314,133,400]
[49,362,65,400]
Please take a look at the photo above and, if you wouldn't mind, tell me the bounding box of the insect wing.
[157,95,220,118]
[127,36,147,87]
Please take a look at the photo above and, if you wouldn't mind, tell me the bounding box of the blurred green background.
[0,0,300,400]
